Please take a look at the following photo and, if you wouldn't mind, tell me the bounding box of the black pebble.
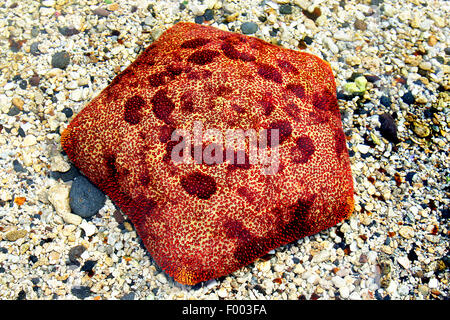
[292,257,300,264]
[0,247,7,254]
[203,9,214,21]
[405,171,416,184]
[401,91,415,105]
[12,75,22,82]
[51,51,71,69]
[303,36,313,45]
[13,159,27,173]
[279,4,293,14]
[69,175,106,218]
[378,112,399,144]
[81,260,97,272]
[71,286,92,300]
[31,277,40,285]
[29,255,38,264]
[407,248,418,262]
[194,15,204,24]
[18,127,25,137]
[258,16,267,22]
[380,95,391,108]
[62,107,73,118]
[17,290,26,300]
[445,47,450,55]
[0,267,4,273]
[68,245,86,264]
[19,80,27,89]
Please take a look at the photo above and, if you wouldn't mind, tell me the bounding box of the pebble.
[71,286,92,299]
[378,113,398,143]
[69,176,106,218]
[428,278,438,289]
[93,7,110,17]
[279,4,293,14]
[22,135,37,147]
[51,51,71,69]
[11,97,24,108]
[4,229,27,241]
[80,220,97,237]
[401,91,415,105]
[397,256,410,269]
[399,226,415,239]
[240,22,258,35]
[68,245,86,264]
[7,106,21,116]
[339,286,350,299]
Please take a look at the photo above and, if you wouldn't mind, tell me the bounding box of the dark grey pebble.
[19,80,27,89]
[30,42,40,56]
[378,113,399,144]
[13,159,27,173]
[71,286,92,299]
[18,127,25,137]
[69,175,106,218]
[203,9,214,21]
[380,95,391,107]
[194,15,204,24]
[31,26,40,38]
[68,245,86,264]
[401,91,415,105]
[444,47,450,55]
[279,4,293,14]
[120,292,136,300]
[241,22,258,34]
[7,106,21,116]
[51,51,71,69]
[58,26,80,37]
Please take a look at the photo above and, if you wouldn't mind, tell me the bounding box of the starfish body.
[62,22,354,285]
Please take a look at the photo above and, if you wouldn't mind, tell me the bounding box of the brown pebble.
[113,209,124,224]
[29,74,40,87]
[354,19,367,31]
[93,7,110,17]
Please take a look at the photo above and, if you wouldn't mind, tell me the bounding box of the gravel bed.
[0,0,448,300]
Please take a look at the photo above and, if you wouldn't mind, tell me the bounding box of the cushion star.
[61,22,354,285]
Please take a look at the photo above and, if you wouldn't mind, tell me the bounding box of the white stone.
[312,250,330,263]
[428,278,438,289]
[332,276,346,288]
[339,286,350,299]
[80,220,97,237]
[397,256,410,269]
[70,88,83,102]
[307,274,318,284]
[23,135,37,147]
[65,81,78,90]
[50,154,71,172]
[357,144,371,154]
[217,287,228,298]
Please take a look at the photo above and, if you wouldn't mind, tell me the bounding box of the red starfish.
[62,22,354,285]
